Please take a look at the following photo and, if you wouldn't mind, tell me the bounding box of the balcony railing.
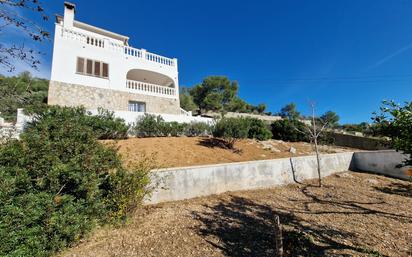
[126,80,175,97]
[61,27,176,67]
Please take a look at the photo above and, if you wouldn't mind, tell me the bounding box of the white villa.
[49,2,206,123]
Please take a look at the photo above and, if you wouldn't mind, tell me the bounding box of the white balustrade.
[180,108,192,116]
[61,27,176,67]
[126,80,175,97]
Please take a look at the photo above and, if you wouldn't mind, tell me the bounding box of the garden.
[0,101,411,257]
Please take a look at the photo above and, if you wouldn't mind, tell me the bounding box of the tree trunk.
[314,137,322,187]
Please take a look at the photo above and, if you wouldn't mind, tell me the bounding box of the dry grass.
[104,137,356,168]
[62,172,412,257]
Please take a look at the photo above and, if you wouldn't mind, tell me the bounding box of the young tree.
[279,103,300,120]
[190,76,238,114]
[294,102,330,187]
[372,100,412,166]
[0,0,50,72]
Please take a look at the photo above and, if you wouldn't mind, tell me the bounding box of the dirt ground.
[105,137,356,168]
[63,172,411,257]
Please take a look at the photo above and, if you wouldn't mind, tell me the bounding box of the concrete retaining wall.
[145,152,354,204]
[353,150,412,180]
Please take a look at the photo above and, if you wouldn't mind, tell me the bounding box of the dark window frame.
[128,101,146,112]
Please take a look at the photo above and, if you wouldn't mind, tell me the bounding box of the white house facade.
[48,2,183,115]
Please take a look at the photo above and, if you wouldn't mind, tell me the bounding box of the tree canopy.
[189,76,238,113]
[279,103,300,120]
[179,87,198,112]
[320,111,340,127]
[185,76,267,115]
[372,100,412,166]
[0,72,48,121]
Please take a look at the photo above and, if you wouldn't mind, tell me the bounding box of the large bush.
[0,106,151,256]
[133,114,212,137]
[271,119,309,142]
[87,108,129,139]
[133,114,165,137]
[26,106,129,140]
[245,118,272,141]
[212,117,250,148]
[186,121,213,137]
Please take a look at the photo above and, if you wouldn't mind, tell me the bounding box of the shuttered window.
[76,57,109,78]
[76,57,84,73]
[94,61,101,76]
[102,63,109,78]
[86,59,93,75]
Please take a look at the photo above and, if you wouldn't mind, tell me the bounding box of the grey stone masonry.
[48,81,180,114]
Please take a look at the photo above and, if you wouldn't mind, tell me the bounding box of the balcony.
[126,80,175,98]
[126,68,176,98]
[61,27,177,68]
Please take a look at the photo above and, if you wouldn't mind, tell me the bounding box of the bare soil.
[63,172,412,257]
[105,137,356,168]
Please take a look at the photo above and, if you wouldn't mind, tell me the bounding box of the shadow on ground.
[374,182,412,198]
[197,138,243,154]
[191,185,399,257]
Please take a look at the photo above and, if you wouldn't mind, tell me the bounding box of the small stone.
[289,147,297,154]
[336,172,353,178]
[271,148,281,153]
[365,179,379,185]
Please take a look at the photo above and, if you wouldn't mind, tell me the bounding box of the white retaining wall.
[353,150,412,180]
[88,109,213,125]
[145,152,354,205]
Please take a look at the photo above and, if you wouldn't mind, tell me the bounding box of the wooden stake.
[274,215,283,257]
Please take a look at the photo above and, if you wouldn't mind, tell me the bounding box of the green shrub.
[27,106,129,140]
[213,117,250,148]
[0,106,151,256]
[185,122,213,137]
[133,114,213,137]
[133,114,165,137]
[87,108,129,139]
[162,121,188,137]
[245,118,272,141]
[271,119,309,142]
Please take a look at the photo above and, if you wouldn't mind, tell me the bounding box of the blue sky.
[2,0,412,124]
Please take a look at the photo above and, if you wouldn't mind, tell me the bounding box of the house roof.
[55,15,129,45]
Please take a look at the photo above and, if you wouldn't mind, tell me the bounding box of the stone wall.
[327,132,389,150]
[48,81,180,115]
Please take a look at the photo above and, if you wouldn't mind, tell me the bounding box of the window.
[76,57,109,78]
[76,57,84,73]
[102,63,109,78]
[94,61,101,76]
[128,101,146,112]
[86,59,93,75]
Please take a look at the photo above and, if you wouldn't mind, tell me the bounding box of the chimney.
[63,2,76,28]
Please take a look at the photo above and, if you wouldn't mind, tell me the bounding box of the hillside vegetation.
[0,72,48,122]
